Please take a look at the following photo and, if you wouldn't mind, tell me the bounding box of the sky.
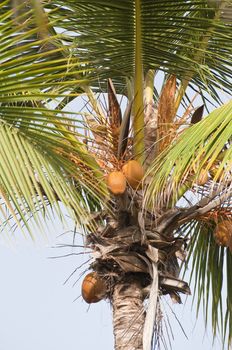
[0,218,222,350]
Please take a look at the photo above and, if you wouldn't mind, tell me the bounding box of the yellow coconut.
[196,169,209,186]
[122,160,144,189]
[81,272,106,304]
[106,171,126,195]
[214,220,232,247]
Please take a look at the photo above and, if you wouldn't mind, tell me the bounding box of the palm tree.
[1,0,232,349]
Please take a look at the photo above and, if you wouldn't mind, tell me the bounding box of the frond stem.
[133,0,145,163]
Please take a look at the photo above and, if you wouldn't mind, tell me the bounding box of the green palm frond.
[184,219,232,347]
[0,1,90,97]
[144,100,232,209]
[43,0,232,98]
[0,120,107,237]
[0,1,109,235]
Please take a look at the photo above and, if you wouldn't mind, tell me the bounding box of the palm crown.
[1,0,232,349]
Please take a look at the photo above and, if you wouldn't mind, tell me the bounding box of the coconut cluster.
[106,160,144,195]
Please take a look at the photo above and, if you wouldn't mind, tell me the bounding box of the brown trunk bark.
[112,277,145,350]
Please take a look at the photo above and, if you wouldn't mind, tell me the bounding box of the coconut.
[122,160,144,189]
[106,171,126,195]
[196,169,209,186]
[214,220,232,247]
[81,272,106,304]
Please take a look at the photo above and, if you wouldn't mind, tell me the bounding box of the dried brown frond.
[157,75,176,152]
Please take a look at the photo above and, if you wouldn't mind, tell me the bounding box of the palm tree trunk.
[112,277,145,350]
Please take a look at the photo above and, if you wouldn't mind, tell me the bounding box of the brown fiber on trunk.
[112,278,145,350]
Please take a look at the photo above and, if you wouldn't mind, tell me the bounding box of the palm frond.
[43,0,232,101]
[0,1,90,96]
[0,120,108,236]
[144,100,232,209]
[183,219,232,348]
[0,1,109,235]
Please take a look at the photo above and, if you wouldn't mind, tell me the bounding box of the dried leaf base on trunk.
[112,278,145,350]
